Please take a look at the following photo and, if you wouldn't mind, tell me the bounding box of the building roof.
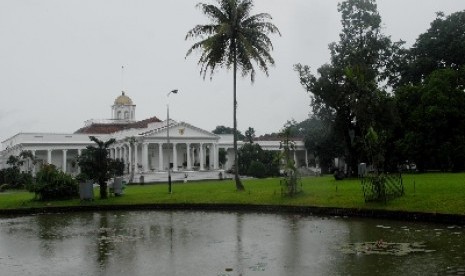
[74,116,161,134]
[254,135,304,142]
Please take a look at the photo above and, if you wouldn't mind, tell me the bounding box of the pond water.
[0,210,464,276]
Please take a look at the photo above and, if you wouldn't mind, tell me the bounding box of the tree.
[186,0,281,191]
[301,117,345,173]
[237,143,264,175]
[77,136,116,199]
[295,0,398,175]
[245,127,255,143]
[7,155,23,168]
[278,126,300,196]
[395,68,465,171]
[1,155,33,189]
[393,10,465,171]
[19,150,36,173]
[399,11,465,85]
[212,125,245,140]
[237,142,279,177]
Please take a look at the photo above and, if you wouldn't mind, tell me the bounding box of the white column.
[208,145,212,169]
[128,143,132,174]
[142,143,148,172]
[294,150,297,167]
[77,149,82,174]
[31,150,36,175]
[186,143,192,170]
[199,143,204,171]
[173,143,178,172]
[62,149,67,173]
[159,143,164,171]
[125,146,129,164]
[214,143,219,170]
[191,145,196,167]
[47,149,52,164]
[305,150,309,168]
[134,143,138,173]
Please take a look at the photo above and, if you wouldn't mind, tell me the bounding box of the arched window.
[124,111,129,119]
[117,111,122,119]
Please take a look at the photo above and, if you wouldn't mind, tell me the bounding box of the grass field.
[0,173,464,215]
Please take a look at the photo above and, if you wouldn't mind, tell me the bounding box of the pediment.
[141,121,219,139]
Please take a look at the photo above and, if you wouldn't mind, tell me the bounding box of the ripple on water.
[340,241,436,256]
[376,225,391,229]
[249,262,267,272]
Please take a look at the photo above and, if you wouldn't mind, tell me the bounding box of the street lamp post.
[167,89,178,194]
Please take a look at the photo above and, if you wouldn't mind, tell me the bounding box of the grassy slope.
[0,173,464,215]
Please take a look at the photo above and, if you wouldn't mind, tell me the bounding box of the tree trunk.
[233,45,245,191]
[99,182,108,199]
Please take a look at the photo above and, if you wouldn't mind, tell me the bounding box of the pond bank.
[1,203,464,225]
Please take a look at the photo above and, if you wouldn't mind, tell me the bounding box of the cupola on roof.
[114,91,133,105]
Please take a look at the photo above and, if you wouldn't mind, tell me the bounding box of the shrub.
[0,184,10,192]
[29,164,78,201]
[0,168,33,189]
[247,161,267,178]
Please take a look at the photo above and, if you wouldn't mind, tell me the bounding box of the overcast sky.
[1,0,464,145]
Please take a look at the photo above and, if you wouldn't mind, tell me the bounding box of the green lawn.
[1,173,465,215]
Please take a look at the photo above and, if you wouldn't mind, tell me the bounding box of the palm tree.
[186,0,280,190]
[77,136,116,199]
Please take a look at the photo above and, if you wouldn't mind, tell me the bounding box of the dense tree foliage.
[295,0,399,175]
[399,11,465,86]
[237,143,280,178]
[212,125,245,140]
[393,11,465,172]
[295,1,465,173]
[186,0,280,190]
[395,68,465,171]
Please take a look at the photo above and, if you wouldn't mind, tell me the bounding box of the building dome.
[114,91,133,105]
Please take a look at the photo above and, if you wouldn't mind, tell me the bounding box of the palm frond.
[186,0,280,81]
[196,3,228,23]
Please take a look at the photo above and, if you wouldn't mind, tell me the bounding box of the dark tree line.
[295,0,465,173]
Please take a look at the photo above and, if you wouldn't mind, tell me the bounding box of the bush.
[0,184,10,192]
[247,161,267,178]
[28,164,78,201]
[0,168,33,189]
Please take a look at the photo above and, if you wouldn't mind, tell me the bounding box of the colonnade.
[13,142,309,176]
[110,141,220,173]
[16,148,84,175]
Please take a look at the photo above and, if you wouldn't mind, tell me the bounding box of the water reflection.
[235,213,244,276]
[0,211,464,275]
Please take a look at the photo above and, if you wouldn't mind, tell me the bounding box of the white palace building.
[0,92,309,182]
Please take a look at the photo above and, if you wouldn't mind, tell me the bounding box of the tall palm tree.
[186,0,280,191]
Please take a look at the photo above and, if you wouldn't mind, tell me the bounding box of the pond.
[0,210,464,275]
